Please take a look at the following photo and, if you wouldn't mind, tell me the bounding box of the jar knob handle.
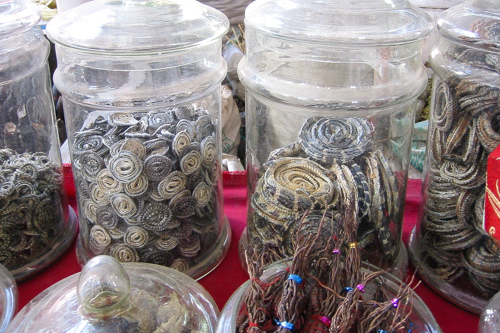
[77,255,130,315]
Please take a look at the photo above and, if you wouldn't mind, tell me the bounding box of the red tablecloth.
[17,175,480,333]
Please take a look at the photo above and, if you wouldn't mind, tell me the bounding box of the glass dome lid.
[245,0,434,45]
[0,0,39,37]
[6,255,219,333]
[436,0,500,52]
[45,0,229,54]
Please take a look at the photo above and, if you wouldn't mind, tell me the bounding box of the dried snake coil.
[299,116,373,165]
[252,157,337,228]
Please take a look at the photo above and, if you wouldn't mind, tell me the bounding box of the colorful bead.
[319,316,331,327]
[278,321,294,330]
[287,274,303,284]
[343,287,354,293]
[391,298,399,307]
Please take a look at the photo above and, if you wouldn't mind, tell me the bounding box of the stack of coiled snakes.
[420,70,500,298]
[73,106,221,271]
[248,116,401,268]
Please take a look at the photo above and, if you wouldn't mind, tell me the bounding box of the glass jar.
[216,260,443,333]
[480,290,500,333]
[239,0,433,270]
[0,264,17,332]
[7,255,219,332]
[409,0,465,62]
[45,0,231,279]
[0,0,77,280]
[409,0,500,314]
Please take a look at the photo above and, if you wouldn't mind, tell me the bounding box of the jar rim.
[46,0,229,54]
[0,0,39,38]
[244,0,434,46]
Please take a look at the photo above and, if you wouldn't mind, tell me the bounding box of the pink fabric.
[17,175,480,332]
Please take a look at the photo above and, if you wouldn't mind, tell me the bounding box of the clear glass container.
[7,255,219,332]
[45,0,231,279]
[0,264,17,333]
[216,260,443,333]
[408,0,500,315]
[409,0,465,62]
[0,0,77,281]
[239,0,433,270]
[480,290,500,333]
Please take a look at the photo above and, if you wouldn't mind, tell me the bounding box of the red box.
[485,145,500,242]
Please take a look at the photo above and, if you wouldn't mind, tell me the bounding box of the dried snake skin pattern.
[0,71,54,155]
[0,149,64,270]
[420,74,500,298]
[248,116,401,268]
[73,107,221,270]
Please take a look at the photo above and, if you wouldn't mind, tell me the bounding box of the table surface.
[16,174,480,333]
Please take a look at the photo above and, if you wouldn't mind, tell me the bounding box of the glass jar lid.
[7,255,219,333]
[436,0,500,52]
[0,0,39,37]
[45,0,229,54]
[0,264,17,332]
[244,0,434,45]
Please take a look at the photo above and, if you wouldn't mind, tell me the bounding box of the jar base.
[76,215,232,281]
[408,227,487,315]
[238,227,408,277]
[11,206,78,282]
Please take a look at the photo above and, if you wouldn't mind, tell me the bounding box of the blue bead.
[287,274,303,284]
[279,321,294,330]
